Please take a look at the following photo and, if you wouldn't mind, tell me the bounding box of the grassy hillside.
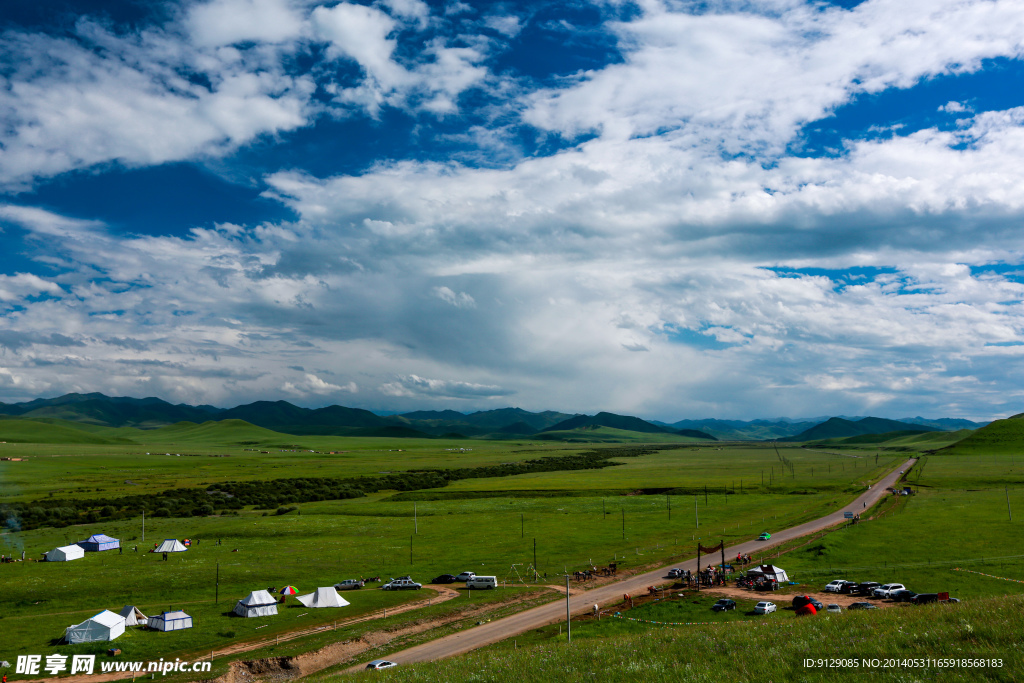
[939,414,1024,454]
[534,426,707,443]
[0,418,134,444]
[135,419,293,444]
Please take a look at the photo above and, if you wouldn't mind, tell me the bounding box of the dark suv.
[891,590,917,603]
[912,593,939,605]
[711,599,736,612]
[856,582,881,596]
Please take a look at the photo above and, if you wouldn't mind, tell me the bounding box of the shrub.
[154,508,170,517]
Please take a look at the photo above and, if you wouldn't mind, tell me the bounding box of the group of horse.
[572,564,617,582]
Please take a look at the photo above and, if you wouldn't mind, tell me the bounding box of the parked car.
[382,578,422,590]
[848,602,878,610]
[856,582,881,595]
[912,593,939,605]
[334,579,364,590]
[455,571,476,582]
[826,603,842,613]
[947,597,960,603]
[754,601,777,614]
[824,580,852,593]
[365,660,397,670]
[891,589,917,603]
[838,581,859,594]
[431,574,458,584]
[873,583,906,599]
[711,599,736,612]
[758,532,771,540]
[792,595,824,610]
[667,568,684,578]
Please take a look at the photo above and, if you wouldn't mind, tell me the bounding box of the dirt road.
[354,458,915,668]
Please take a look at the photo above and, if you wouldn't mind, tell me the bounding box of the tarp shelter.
[153,539,188,553]
[118,605,148,627]
[65,610,125,644]
[78,534,120,552]
[233,590,279,618]
[148,610,193,631]
[45,545,84,562]
[296,587,350,608]
[747,564,789,582]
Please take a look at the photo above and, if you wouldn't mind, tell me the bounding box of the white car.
[365,660,397,670]
[335,579,364,590]
[455,571,476,581]
[381,578,422,590]
[872,583,905,599]
[826,604,842,613]
[824,580,851,593]
[754,601,777,615]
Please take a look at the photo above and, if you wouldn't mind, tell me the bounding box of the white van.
[466,575,497,590]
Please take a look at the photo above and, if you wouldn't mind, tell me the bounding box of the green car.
[758,532,771,540]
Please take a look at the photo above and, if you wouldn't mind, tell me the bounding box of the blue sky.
[2,0,1024,421]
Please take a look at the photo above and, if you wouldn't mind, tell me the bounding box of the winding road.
[355,457,915,668]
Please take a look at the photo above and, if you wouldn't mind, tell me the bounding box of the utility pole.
[1007,487,1013,522]
[534,538,537,575]
[694,495,699,529]
[414,504,418,535]
[521,513,524,538]
[142,508,145,543]
[410,535,413,565]
[667,495,671,521]
[215,563,219,604]
[565,574,571,643]
[621,508,625,539]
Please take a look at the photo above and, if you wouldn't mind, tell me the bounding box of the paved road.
[359,457,915,668]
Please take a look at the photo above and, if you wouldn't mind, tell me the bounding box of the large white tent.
[153,539,188,553]
[78,534,120,552]
[747,564,789,582]
[65,610,125,644]
[118,605,148,627]
[296,587,350,608]
[45,545,84,562]
[148,610,193,631]
[233,590,279,618]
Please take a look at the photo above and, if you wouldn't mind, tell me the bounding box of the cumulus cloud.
[4,1,1024,420]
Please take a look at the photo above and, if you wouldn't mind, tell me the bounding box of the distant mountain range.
[0,393,990,441]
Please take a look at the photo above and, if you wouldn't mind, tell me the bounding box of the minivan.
[466,575,498,589]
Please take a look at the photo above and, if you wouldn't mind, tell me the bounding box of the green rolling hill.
[534,425,715,443]
[938,414,1024,454]
[0,418,135,444]
[782,416,943,442]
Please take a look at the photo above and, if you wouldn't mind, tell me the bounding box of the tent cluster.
[45,533,122,561]
[152,539,188,553]
[63,605,192,643]
[232,586,350,618]
[747,564,789,582]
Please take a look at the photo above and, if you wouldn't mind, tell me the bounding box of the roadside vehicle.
[455,571,476,582]
[826,604,842,613]
[891,589,917,603]
[382,578,422,590]
[667,568,684,578]
[912,593,939,605]
[365,660,397,670]
[824,580,851,593]
[855,581,881,595]
[758,532,771,540]
[466,575,497,589]
[334,579,364,590]
[754,601,777,615]
[848,602,878,610]
[711,599,736,612]
[431,574,458,584]
[873,583,906,599]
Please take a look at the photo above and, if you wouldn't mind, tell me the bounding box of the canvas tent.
[118,605,148,627]
[148,610,193,631]
[45,545,84,562]
[65,610,125,644]
[747,564,789,582]
[78,534,120,552]
[296,586,350,608]
[153,539,188,553]
[233,590,279,618]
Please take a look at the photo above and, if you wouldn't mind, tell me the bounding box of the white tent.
[296,586,350,608]
[45,545,84,562]
[65,610,125,644]
[747,564,789,582]
[118,605,148,627]
[153,539,188,553]
[148,610,193,631]
[233,590,279,618]
[78,534,120,552]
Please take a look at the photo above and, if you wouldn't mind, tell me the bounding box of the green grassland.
[534,426,708,443]
[336,595,1024,683]
[938,414,1024,454]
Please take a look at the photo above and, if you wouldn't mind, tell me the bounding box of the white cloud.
[187,0,307,47]
[381,374,513,399]
[433,286,475,308]
[283,372,356,395]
